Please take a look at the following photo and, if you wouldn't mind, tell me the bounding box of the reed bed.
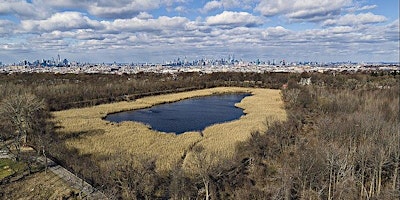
[53,87,286,171]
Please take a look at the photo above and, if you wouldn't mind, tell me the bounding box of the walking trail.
[35,156,108,199]
[1,147,108,200]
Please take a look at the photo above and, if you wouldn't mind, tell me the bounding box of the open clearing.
[53,87,286,171]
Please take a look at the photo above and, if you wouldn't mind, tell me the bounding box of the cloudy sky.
[0,0,398,64]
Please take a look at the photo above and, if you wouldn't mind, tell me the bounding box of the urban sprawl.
[1,56,399,74]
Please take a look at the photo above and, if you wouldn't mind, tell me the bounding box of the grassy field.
[0,169,80,199]
[1,157,79,199]
[53,87,286,171]
[0,158,26,180]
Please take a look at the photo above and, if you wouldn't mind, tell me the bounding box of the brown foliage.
[2,71,399,199]
[224,72,399,199]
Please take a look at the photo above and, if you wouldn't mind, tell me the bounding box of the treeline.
[1,71,399,199]
[226,78,399,199]
[0,72,288,111]
[2,71,396,111]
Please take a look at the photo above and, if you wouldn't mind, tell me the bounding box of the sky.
[0,0,399,64]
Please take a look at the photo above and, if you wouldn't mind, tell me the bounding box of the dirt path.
[35,156,108,199]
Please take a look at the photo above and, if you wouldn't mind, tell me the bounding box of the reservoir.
[105,93,250,134]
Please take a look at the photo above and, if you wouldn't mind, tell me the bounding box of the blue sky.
[0,0,398,64]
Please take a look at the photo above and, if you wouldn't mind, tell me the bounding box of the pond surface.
[105,93,250,134]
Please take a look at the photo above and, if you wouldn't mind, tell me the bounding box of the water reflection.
[105,93,250,134]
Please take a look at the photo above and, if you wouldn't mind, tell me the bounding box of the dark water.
[105,93,250,134]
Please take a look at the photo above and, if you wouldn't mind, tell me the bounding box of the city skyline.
[0,0,399,64]
[7,53,399,67]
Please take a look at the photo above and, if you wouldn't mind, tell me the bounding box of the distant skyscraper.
[57,54,61,65]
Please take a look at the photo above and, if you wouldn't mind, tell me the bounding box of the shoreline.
[102,90,252,119]
[53,87,287,171]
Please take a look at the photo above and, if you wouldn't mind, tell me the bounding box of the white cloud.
[262,26,291,38]
[255,0,352,22]
[0,0,397,63]
[21,12,103,32]
[347,4,377,12]
[359,5,378,11]
[206,11,264,27]
[328,26,355,34]
[137,12,153,20]
[0,0,48,19]
[203,1,223,12]
[103,16,189,32]
[0,20,15,33]
[42,0,188,19]
[323,12,387,26]
[87,0,162,19]
[163,0,188,7]
[202,0,245,13]
[383,19,400,42]
[35,0,87,8]
[174,6,187,13]
[40,30,106,41]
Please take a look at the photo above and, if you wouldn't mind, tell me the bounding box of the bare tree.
[0,92,46,161]
[169,164,196,200]
[187,145,220,200]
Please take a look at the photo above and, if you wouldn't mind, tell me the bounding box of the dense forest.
[0,71,399,199]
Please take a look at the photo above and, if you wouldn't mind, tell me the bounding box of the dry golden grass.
[53,87,286,171]
[0,171,79,200]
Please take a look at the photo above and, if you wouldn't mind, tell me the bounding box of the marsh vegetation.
[0,71,399,199]
[52,87,286,172]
